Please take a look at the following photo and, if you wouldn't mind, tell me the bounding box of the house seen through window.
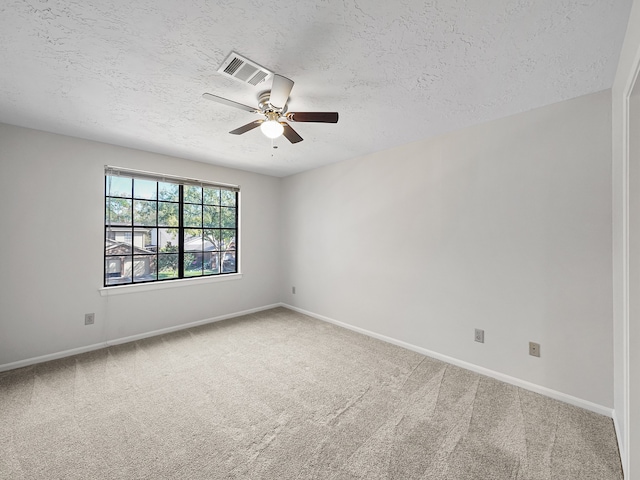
[104,168,239,286]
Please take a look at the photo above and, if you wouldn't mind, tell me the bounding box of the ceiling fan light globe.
[260,120,284,139]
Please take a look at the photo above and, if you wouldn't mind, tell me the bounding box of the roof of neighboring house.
[184,236,215,252]
[183,235,236,252]
[105,238,156,256]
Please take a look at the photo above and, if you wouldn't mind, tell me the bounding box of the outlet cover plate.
[529,341,540,357]
[85,313,95,325]
[474,329,484,343]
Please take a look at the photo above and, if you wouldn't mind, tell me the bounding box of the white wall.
[0,123,281,367]
[612,0,640,473]
[0,88,617,419]
[281,90,613,408]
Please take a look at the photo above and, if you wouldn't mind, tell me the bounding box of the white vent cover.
[217,52,272,87]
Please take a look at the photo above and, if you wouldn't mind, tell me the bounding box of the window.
[104,167,239,287]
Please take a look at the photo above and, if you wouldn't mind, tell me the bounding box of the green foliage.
[158,202,179,227]
[221,190,236,207]
[159,183,179,201]
[157,240,178,275]
[134,200,156,226]
[184,186,202,203]
[106,198,132,224]
[203,187,220,205]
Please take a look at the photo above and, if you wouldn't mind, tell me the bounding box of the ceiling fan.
[202,74,338,144]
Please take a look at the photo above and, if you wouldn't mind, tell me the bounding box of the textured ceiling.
[0,0,632,177]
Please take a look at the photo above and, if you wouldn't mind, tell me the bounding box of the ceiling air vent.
[217,52,272,87]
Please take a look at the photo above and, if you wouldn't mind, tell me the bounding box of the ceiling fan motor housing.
[258,91,287,115]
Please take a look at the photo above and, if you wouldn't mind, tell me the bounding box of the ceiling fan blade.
[269,74,294,110]
[229,120,263,135]
[281,122,303,144]
[287,112,339,123]
[202,93,258,113]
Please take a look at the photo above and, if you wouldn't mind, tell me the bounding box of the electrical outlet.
[84,313,95,326]
[292,286,296,294]
[529,342,540,357]
[474,329,484,343]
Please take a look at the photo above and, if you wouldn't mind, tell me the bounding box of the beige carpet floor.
[0,307,622,479]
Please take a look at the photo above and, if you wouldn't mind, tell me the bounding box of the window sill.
[99,273,243,296]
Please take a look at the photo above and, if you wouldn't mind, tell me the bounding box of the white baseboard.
[282,304,614,418]
[0,342,110,373]
[0,303,282,373]
[613,411,626,476]
[105,303,281,347]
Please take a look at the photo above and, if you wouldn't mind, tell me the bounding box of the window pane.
[134,200,157,226]
[133,255,157,282]
[106,176,132,198]
[185,230,202,252]
[105,228,133,247]
[203,205,219,228]
[158,202,179,227]
[133,179,157,200]
[221,190,236,207]
[221,250,236,273]
[159,182,179,202]
[106,227,132,249]
[184,204,202,227]
[184,185,202,204]
[203,187,220,205]
[158,228,178,253]
[105,172,238,286]
[204,252,219,275]
[184,252,203,277]
[106,198,132,225]
[203,229,220,250]
[158,253,178,279]
[105,255,132,285]
[134,228,154,251]
[221,230,236,250]
[220,207,236,228]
